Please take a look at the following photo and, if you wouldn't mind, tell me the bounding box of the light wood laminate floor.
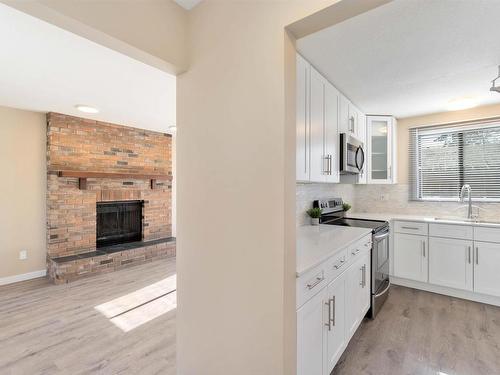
[3,265,500,375]
[0,258,176,375]
[333,285,500,375]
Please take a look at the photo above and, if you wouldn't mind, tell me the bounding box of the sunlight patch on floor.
[95,274,177,332]
[110,291,177,332]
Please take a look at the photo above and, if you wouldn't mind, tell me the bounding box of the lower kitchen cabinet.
[297,287,327,375]
[345,253,370,341]
[325,274,346,372]
[429,237,473,291]
[393,233,428,282]
[297,248,370,375]
[474,241,500,297]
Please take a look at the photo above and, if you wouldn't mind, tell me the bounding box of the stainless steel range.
[313,198,390,319]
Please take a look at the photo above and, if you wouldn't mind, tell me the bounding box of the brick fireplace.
[46,113,175,283]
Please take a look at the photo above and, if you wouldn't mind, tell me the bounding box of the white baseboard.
[0,269,47,286]
[391,276,500,307]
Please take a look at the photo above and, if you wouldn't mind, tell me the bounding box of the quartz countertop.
[348,212,500,228]
[296,224,372,277]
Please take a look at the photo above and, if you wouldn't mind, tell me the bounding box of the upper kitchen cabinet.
[296,54,339,184]
[296,54,310,182]
[339,95,358,137]
[366,115,397,184]
[310,66,339,183]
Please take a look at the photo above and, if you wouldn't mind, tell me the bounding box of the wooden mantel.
[57,171,172,190]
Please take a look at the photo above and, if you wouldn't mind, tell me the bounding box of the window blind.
[409,119,500,201]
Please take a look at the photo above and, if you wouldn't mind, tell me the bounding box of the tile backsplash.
[297,183,500,225]
[296,183,355,226]
[354,184,500,221]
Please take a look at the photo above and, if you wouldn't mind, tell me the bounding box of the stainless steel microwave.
[340,133,365,174]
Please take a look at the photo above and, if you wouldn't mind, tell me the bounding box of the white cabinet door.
[345,255,369,341]
[309,66,326,183]
[338,94,349,135]
[429,237,473,291]
[296,54,310,182]
[474,242,500,297]
[394,233,428,282]
[324,273,346,373]
[359,252,371,315]
[297,287,327,375]
[324,81,339,183]
[348,102,358,136]
[367,115,396,184]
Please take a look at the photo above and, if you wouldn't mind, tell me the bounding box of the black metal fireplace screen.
[96,201,143,248]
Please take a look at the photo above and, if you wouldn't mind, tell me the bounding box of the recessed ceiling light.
[75,104,99,114]
[446,97,478,111]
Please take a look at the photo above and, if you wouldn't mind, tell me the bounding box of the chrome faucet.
[460,184,473,219]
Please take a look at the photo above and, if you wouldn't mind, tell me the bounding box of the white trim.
[391,276,500,307]
[0,269,47,286]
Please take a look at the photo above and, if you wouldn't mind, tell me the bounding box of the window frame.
[410,118,500,203]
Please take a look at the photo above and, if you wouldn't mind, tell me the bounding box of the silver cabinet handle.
[363,264,366,287]
[389,165,392,179]
[360,265,366,287]
[349,116,355,132]
[476,247,479,265]
[422,241,426,257]
[352,248,360,256]
[326,155,332,176]
[329,155,332,175]
[323,155,329,175]
[331,296,336,327]
[325,297,335,331]
[333,259,345,270]
[402,226,419,230]
[468,246,471,264]
[307,276,324,290]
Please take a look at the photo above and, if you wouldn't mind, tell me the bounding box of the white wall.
[0,106,46,281]
[175,1,390,373]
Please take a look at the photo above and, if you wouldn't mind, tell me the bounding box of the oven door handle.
[373,231,390,241]
[374,280,391,298]
[357,146,365,171]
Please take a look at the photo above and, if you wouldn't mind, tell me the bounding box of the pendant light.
[491,66,500,93]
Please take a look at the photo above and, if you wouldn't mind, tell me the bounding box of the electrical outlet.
[19,250,27,260]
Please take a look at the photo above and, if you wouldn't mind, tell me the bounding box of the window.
[410,120,500,201]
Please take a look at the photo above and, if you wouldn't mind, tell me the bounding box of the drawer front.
[474,226,500,243]
[349,234,372,260]
[394,221,428,236]
[325,249,349,282]
[296,265,327,308]
[429,223,473,240]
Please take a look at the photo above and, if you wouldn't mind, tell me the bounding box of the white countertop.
[348,212,500,228]
[296,224,372,277]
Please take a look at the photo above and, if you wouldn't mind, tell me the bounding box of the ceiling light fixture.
[491,65,500,93]
[446,97,478,111]
[75,104,99,114]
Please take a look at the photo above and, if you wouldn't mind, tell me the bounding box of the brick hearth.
[46,113,175,283]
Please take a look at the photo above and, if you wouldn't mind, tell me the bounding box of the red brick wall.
[46,113,172,258]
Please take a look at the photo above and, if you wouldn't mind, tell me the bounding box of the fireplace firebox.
[96,201,143,248]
